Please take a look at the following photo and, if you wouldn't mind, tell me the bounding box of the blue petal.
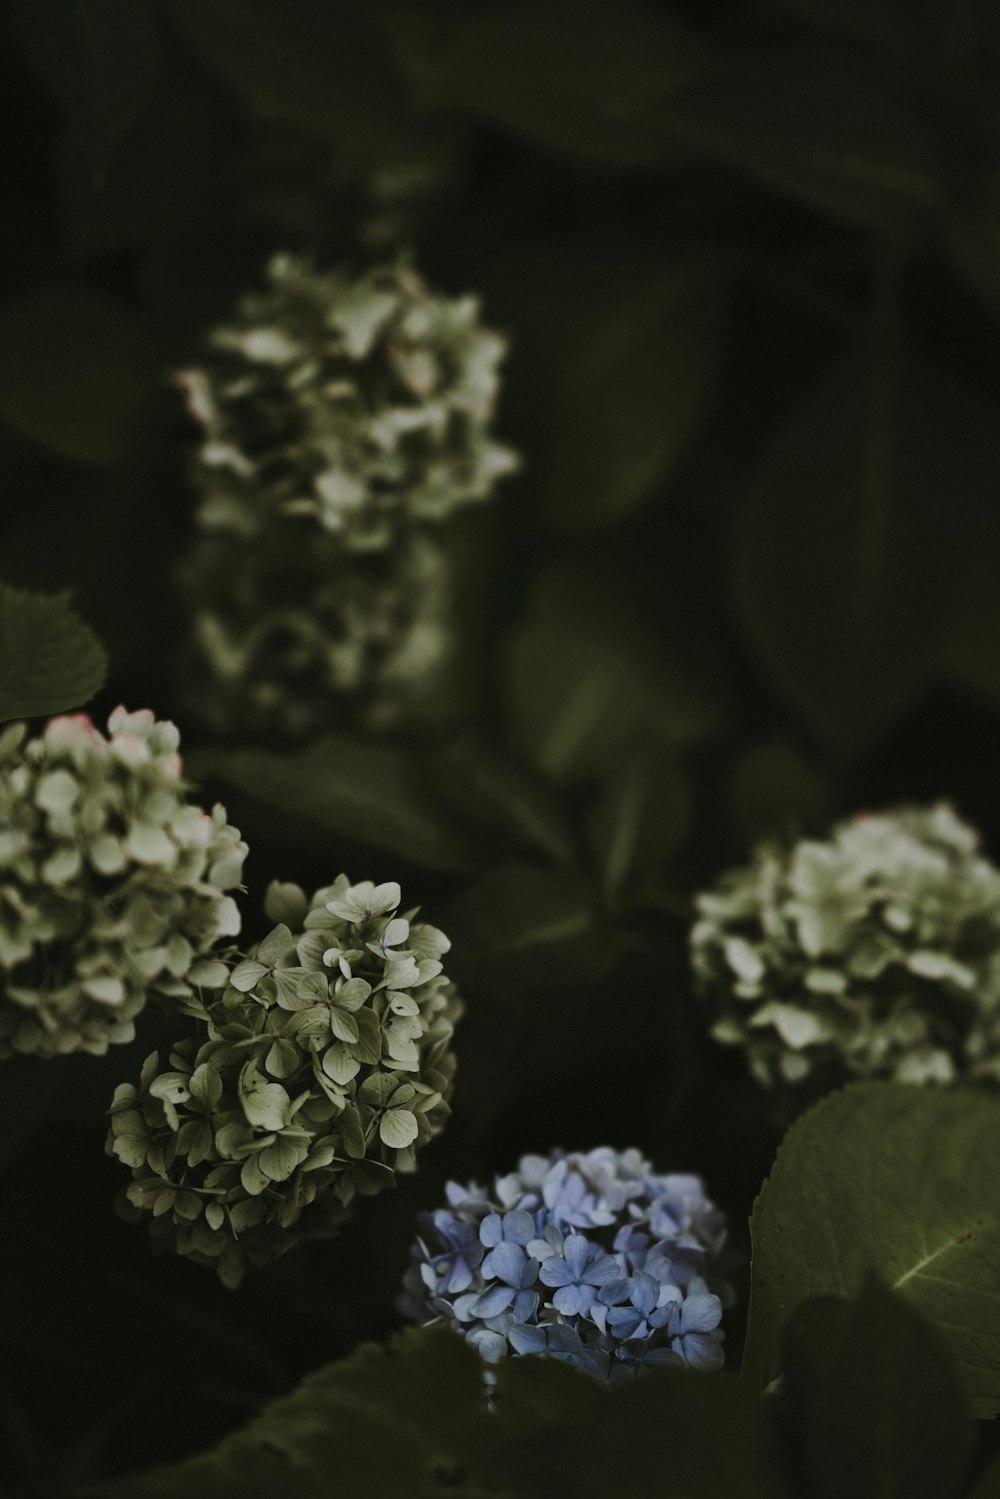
[512,1289,539,1323]
[479,1212,504,1248]
[539,1255,573,1288]
[509,1323,546,1355]
[471,1283,516,1318]
[680,1293,722,1334]
[502,1209,536,1245]
[630,1271,659,1316]
[467,1328,508,1362]
[677,1331,725,1370]
[553,1283,594,1317]
[585,1253,622,1287]
[488,1240,530,1287]
[563,1233,591,1277]
[597,1277,631,1307]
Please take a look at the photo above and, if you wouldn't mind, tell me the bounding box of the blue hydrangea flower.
[401,1146,729,1383]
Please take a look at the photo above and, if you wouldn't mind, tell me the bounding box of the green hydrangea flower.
[107,875,461,1287]
[691,803,1000,1091]
[175,253,518,738]
[0,709,246,1060]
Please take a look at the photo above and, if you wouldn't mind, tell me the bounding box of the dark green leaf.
[0,284,156,464]
[491,1359,784,1498]
[742,1083,1000,1418]
[780,1276,972,1499]
[161,0,440,170]
[430,736,576,867]
[586,740,690,902]
[385,0,703,165]
[502,565,723,786]
[0,584,107,721]
[657,42,942,235]
[968,1456,1000,1498]
[544,260,717,529]
[193,733,472,873]
[729,739,831,845]
[450,861,613,992]
[735,337,993,754]
[88,1326,495,1498]
[8,0,162,177]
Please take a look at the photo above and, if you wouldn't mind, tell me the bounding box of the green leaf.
[729,738,831,845]
[450,861,613,993]
[490,1359,784,1498]
[9,0,162,178]
[543,260,717,528]
[735,336,997,755]
[779,1276,973,1499]
[238,1063,290,1132]
[656,41,941,235]
[0,585,107,721]
[586,740,690,902]
[502,565,722,786]
[430,735,576,866]
[385,0,703,165]
[89,1326,495,1498]
[162,0,439,170]
[0,283,156,463]
[89,1323,785,1499]
[192,733,471,873]
[969,1456,1000,1498]
[742,1082,1000,1418]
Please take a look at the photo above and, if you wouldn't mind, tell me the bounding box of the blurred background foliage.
[5,0,1000,1490]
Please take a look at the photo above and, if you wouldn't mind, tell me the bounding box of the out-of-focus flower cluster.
[691,803,1000,1090]
[108,876,460,1287]
[402,1147,728,1382]
[0,710,245,1060]
[176,253,518,739]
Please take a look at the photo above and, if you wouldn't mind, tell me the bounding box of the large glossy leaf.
[91,1323,785,1499]
[735,338,995,755]
[492,1357,784,1498]
[385,0,703,165]
[780,1277,972,1499]
[193,734,471,873]
[0,584,107,721]
[502,565,723,786]
[0,284,156,464]
[742,1083,1000,1418]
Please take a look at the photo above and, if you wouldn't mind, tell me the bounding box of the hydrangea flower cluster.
[108,876,460,1287]
[691,802,1000,1090]
[401,1147,728,1382]
[176,253,518,738]
[0,710,246,1060]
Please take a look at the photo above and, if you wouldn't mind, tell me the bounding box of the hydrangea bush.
[401,1147,728,1382]
[175,253,519,738]
[691,802,1000,1090]
[0,709,246,1060]
[108,876,460,1287]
